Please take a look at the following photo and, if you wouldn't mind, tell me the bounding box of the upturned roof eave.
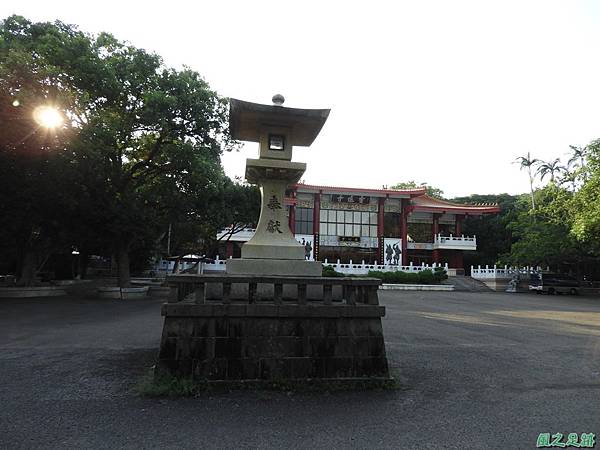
[293,183,426,198]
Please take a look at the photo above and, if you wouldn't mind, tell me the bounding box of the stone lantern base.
[226,259,322,277]
[157,303,389,383]
[156,274,390,384]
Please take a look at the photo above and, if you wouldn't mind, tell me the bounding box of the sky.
[3,0,600,198]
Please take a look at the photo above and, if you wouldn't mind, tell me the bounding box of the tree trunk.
[116,243,131,288]
[528,170,536,210]
[17,249,37,287]
[76,251,89,279]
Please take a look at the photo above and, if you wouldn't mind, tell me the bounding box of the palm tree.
[559,168,578,191]
[568,145,588,170]
[568,145,589,183]
[536,158,565,183]
[515,152,539,210]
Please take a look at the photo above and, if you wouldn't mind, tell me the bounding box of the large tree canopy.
[571,139,600,252]
[451,193,524,269]
[0,15,250,286]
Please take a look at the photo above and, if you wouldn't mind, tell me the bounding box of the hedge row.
[322,265,448,285]
[322,265,345,277]
[367,268,447,285]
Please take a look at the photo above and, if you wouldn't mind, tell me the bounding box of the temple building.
[218,183,500,272]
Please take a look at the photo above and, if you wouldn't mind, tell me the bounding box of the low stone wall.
[97,286,149,299]
[157,303,389,382]
[0,286,67,298]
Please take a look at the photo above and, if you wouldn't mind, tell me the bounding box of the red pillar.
[400,200,409,266]
[451,251,464,270]
[453,214,465,271]
[455,214,463,236]
[377,197,385,264]
[432,213,441,264]
[225,241,234,258]
[313,192,320,261]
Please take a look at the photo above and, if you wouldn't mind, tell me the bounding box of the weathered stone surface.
[226,259,322,277]
[205,281,344,300]
[161,303,386,319]
[239,168,305,261]
[156,303,390,382]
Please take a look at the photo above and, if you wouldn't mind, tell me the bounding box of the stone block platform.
[156,275,390,383]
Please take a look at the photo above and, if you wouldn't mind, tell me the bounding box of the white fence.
[207,258,448,276]
[153,256,227,275]
[471,265,546,279]
[155,256,449,276]
[322,259,448,275]
[434,234,476,249]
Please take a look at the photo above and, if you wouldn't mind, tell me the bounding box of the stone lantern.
[226,95,330,277]
[157,96,390,385]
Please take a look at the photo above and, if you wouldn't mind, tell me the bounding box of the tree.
[0,17,84,285]
[500,184,583,269]
[514,152,539,210]
[70,40,234,286]
[1,16,236,287]
[571,139,600,255]
[213,179,260,245]
[568,145,588,173]
[560,145,589,190]
[536,158,565,183]
[451,193,524,268]
[390,181,445,199]
[159,178,260,259]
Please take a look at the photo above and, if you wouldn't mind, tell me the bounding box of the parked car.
[529,272,580,295]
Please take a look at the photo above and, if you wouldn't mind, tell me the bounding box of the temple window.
[383,212,401,238]
[295,207,313,234]
[319,208,377,237]
[438,223,456,235]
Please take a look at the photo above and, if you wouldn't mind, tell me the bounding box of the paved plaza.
[1,289,599,449]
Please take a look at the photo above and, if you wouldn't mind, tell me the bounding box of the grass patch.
[135,370,199,397]
[135,368,401,397]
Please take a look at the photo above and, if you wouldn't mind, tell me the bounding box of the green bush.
[322,265,344,277]
[433,266,448,282]
[321,265,448,283]
[419,269,435,284]
[367,268,447,285]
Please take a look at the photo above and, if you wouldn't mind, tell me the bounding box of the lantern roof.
[229,98,330,146]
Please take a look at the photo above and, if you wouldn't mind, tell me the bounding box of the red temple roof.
[290,184,500,215]
[293,183,426,197]
[411,194,500,215]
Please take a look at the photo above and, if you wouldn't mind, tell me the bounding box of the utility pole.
[167,223,172,256]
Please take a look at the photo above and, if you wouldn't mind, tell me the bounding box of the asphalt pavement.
[1,289,599,449]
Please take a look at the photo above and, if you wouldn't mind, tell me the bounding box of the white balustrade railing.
[203,256,228,272]
[471,265,547,279]
[435,234,476,244]
[153,256,228,274]
[322,259,448,275]
[434,234,476,247]
[155,256,449,276]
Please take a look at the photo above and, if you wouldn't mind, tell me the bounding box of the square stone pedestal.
[157,275,390,384]
[157,303,389,383]
[226,259,322,277]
